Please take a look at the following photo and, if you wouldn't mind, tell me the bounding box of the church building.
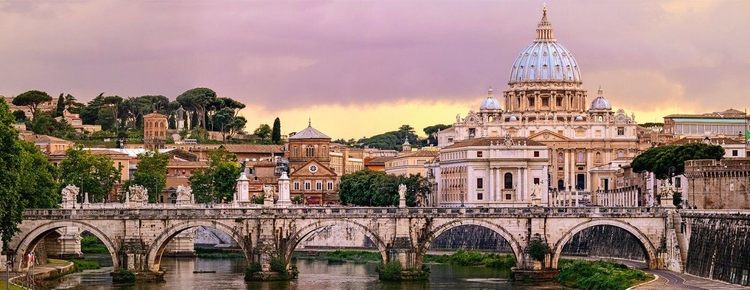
[436,7,641,206]
[284,122,339,205]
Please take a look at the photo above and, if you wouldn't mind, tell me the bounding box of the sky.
[1,0,748,140]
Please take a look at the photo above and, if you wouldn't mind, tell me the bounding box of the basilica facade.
[435,8,641,206]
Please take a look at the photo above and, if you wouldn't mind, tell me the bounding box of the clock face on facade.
[309,165,318,173]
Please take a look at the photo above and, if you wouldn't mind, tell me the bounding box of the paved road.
[564,256,748,290]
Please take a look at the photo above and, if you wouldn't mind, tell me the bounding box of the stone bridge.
[8,205,676,278]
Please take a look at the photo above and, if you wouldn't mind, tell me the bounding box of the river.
[49,256,562,290]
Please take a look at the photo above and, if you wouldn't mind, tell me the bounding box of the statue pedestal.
[532,197,542,206]
[661,197,676,208]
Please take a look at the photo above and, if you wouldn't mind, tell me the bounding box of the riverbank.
[557,259,653,290]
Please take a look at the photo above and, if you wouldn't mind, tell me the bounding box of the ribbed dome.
[590,87,611,110]
[508,8,582,84]
[480,88,502,110]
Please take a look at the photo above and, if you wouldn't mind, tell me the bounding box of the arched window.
[306,146,315,157]
[577,151,585,163]
[504,173,513,189]
[617,151,625,158]
[323,146,327,157]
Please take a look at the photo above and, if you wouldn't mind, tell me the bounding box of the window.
[293,146,298,157]
[733,150,739,157]
[327,182,333,191]
[504,173,513,189]
[577,152,585,163]
[675,178,681,188]
[505,194,512,200]
[477,178,483,189]
[304,182,311,191]
[476,151,483,157]
[306,146,315,157]
[534,151,540,157]
[316,182,322,191]
[477,193,483,200]
[294,182,300,190]
[533,178,540,184]
[528,97,535,107]
[617,127,625,136]
[468,128,476,137]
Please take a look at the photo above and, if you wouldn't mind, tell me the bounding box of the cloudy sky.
[1,0,748,139]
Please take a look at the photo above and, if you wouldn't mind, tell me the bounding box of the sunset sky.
[1,1,748,140]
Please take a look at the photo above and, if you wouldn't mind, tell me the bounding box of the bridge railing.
[23,205,668,219]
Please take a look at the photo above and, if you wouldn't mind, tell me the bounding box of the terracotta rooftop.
[365,156,395,166]
[20,134,74,144]
[398,150,440,158]
[221,144,284,154]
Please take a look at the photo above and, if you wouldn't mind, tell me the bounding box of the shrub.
[376,261,403,281]
[528,241,549,262]
[71,259,100,272]
[112,268,136,283]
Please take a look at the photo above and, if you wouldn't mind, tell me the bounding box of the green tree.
[423,124,451,146]
[80,93,106,125]
[12,90,53,120]
[0,98,25,247]
[55,93,65,117]
[176,88,217,130]
[631,142,725,179]
[212,107,247,142]
[132,151,171,203]
[12,110,26,123]
[59,146,123,203]
[338,169,429,206]
[189,148,240,203]
[254,124,272,140]
[272,117,281,144]
[18,140,60,208]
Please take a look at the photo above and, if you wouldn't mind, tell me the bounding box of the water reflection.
[50,257,560,290]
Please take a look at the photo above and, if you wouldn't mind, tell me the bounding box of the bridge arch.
[13,221,119,271]
[282,220,389,264]
[551,219,657,269]
[422,219,522,268]
[147,220,248,272]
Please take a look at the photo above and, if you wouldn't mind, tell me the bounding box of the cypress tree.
[272,117,281,144]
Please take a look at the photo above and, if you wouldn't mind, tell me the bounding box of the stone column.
[516,167,521,201]
[277,172,291,206]
[488,167,494,202]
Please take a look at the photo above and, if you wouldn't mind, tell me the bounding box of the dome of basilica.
[589,87,611,110]
[508,8,582,84]
[480,88,502,110]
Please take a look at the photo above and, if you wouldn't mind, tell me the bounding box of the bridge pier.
[119,238,164,281]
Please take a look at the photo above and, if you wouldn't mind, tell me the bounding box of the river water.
[50,257,561,290]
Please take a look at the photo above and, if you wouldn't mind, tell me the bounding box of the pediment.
[289,159,337,177]
[528,130,569,141]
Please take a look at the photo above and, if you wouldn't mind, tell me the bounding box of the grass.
[293,250,383,263]
[81,235,109,254]
[194,248,246,259]
[423,249,516,269]
[557,259,654,290]
[71,259,101,272]
[0,280,26,290]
